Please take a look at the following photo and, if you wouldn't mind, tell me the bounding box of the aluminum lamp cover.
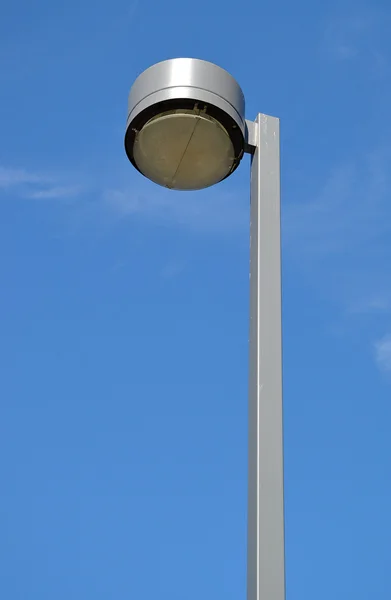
[125,58,247,191]
[133,109,236,191]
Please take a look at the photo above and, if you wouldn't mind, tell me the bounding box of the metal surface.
[244,119,258,154]
[126,58,246,138]
[247,114,285,600]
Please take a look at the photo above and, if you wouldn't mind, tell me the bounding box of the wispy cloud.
[127,0,139,20]
[160,259,185,280]
[323,15,369,61]
[283,147,391,261]
[349,296,391,315]
[26,185,82,200]
[0,166,48,188]
[283,145,391,371]
[0,163,247,235]
[322,9,390,74]
[374,335,391,373]
[103,185,247,234]
[0,165,81,201]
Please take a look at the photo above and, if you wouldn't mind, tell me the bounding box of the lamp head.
[124,58,246,191]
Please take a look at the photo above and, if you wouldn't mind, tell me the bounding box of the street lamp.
[124,58,285,600]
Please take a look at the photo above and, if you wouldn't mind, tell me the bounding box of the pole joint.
[244,119,258,154]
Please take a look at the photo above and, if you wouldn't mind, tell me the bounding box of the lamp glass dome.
[132,108,236,191]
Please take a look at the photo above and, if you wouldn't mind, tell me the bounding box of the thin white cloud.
[0,164,246,235]
[374,335,391,372]
[283,145,391,370]
[322,9,390,74]
[349,296,390,315]
[160,260,185,279]
[128,0,139,19]
[324,14,372,60]
[103,184,247,234]
[26,185,82,200]
[0,165,81,201]
[0,166,49,188]
[283,147,391,260]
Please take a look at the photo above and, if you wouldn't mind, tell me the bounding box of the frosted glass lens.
[133,111,235,190]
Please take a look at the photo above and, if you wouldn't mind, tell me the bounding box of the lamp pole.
[246,114,285,600]
[124,59,285,600]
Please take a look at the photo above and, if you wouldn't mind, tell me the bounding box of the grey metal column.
[246,114,285,600]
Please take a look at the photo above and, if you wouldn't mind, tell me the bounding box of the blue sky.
[1,0,391,598]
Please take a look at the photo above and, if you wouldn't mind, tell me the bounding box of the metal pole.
[245,114,285,600]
